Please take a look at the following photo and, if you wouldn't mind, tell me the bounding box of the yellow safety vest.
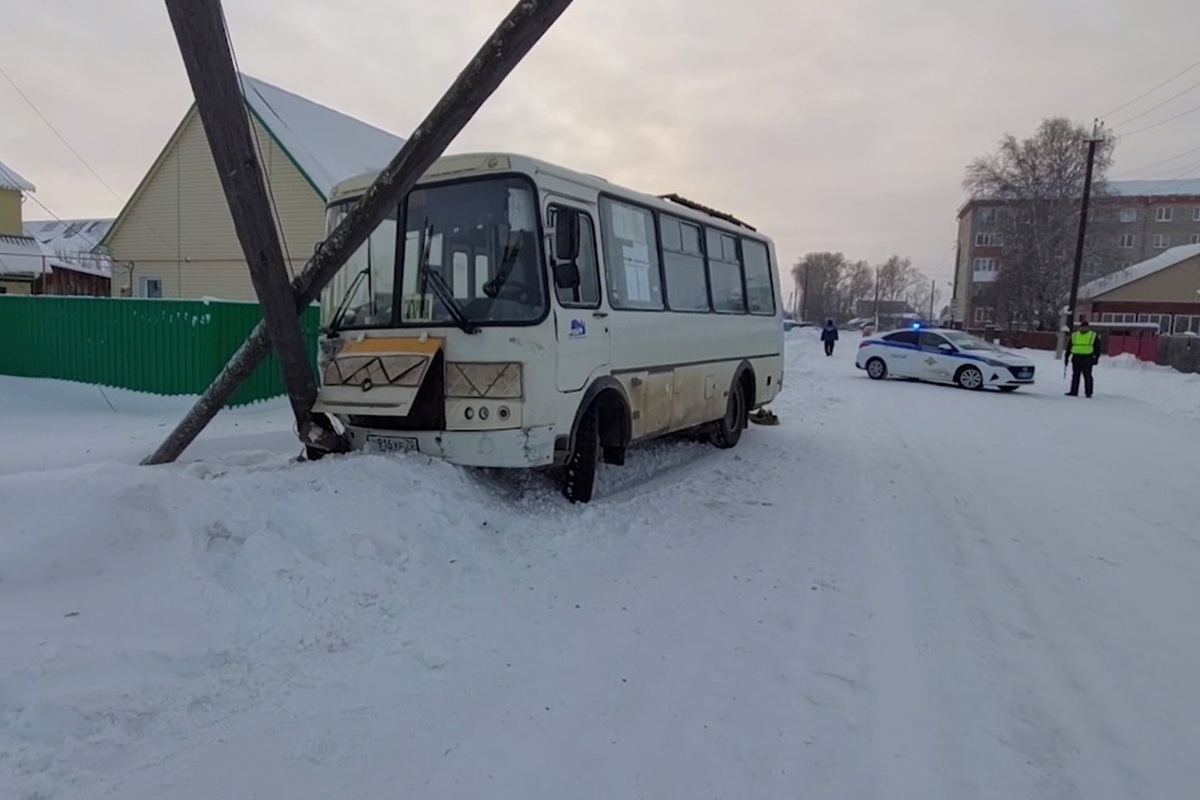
[1071,329,1098,355]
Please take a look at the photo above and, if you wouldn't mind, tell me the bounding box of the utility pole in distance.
[1057,119,1105,359]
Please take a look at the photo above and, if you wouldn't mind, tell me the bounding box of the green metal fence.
[0,296,321,407]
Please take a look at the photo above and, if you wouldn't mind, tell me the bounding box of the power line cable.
[0,61,181,257]
[1110,76,1200,130]
[1110,144,1200,178]
[0,63,126,205]
[1116,100,1200,138]
[1100,55,1200,119]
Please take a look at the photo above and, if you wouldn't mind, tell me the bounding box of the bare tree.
[875,255,917,303]
[792,252,848,322]
[842,259,875,318]
[906,273,940,319]
[963,117,1120,329]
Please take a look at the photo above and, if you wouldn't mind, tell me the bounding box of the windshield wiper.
[419,222,479,335]
[326,267,369,335]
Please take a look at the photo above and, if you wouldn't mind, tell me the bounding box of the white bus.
[310,152,784,502]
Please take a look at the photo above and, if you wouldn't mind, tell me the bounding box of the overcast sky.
[4,0,1200,299]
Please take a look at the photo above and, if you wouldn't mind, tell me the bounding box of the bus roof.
[327,151,766,238]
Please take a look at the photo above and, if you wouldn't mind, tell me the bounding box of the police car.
[855,326,1036,391]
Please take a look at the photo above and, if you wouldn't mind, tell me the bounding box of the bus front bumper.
[346,425,557,468]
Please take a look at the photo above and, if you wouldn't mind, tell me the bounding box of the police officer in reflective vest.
[1066,318,1100,397]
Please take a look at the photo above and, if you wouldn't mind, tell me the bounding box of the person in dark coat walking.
[820,319,839,356]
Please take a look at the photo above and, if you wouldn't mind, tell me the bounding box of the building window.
[974,232,1003,247]
[972,257,998,272]
[1118,233,1135,249]
[1174,315,1200,335]
[1153,233,1170,249]
[1137,313,1173,333]
[1194,206,1200,222]
[1191,233,1200,245]
[1119,208,1137,223]
[979,207,997,223]
[1155,207,1173,222]
[137,276,163,298]
[1100,312,1138,324]
[973,306,995,324]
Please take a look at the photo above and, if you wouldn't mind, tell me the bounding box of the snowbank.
[4,332,1200,799]
[0,375,742,798]
[1012,347,1200,423]
[0,375,292,476]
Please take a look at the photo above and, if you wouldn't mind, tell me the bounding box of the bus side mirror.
[554,209,581,263]
[553,261,581,290]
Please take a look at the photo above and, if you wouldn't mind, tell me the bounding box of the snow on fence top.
[237,74,407,200]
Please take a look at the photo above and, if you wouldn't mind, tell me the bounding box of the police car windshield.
[942,331,998,351]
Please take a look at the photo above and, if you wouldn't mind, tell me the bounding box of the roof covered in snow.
[24,218,112,256]
[1079,243,1200,300]
[238,74,405,199]
[0,160,35,193]
[959,178,1200,217]
[0,235,52,277]
[1107,179,1200,198]
[22,219,114,278]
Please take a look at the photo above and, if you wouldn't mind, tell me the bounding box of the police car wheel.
[866,357,887,380]
[956,365,984,390]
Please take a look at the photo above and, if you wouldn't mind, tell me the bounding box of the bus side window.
[552,207,601,309]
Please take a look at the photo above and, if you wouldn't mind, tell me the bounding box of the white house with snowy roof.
[100,73,405,300]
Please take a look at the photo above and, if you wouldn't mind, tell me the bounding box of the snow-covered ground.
[3,330,1200,800]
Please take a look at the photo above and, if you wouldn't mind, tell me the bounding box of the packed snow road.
[2,331,1199,799]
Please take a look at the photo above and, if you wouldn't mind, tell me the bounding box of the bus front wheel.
[562,402,600,504]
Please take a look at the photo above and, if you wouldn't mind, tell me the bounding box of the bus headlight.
[446,400,522,430]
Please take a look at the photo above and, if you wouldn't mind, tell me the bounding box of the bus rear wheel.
[711,378,747,449]
[562,402,600,504]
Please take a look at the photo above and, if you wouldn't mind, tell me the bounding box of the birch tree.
[963,117,1120,328]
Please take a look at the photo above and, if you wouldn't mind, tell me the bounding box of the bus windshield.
[324,176,547,331]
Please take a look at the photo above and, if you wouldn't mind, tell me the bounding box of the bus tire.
[711,377,748,449]
[562,402,600,504]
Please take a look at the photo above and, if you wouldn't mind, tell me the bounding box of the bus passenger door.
[548,202,610,391]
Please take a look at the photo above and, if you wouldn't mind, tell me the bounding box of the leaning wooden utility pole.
[162,0,337,453]
[1057,119,1104,361]
[142,0,577,466]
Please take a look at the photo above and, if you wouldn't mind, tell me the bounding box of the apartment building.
[952,178,1200,325]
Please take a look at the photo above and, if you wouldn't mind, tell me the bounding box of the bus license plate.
[365,434,419,454]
